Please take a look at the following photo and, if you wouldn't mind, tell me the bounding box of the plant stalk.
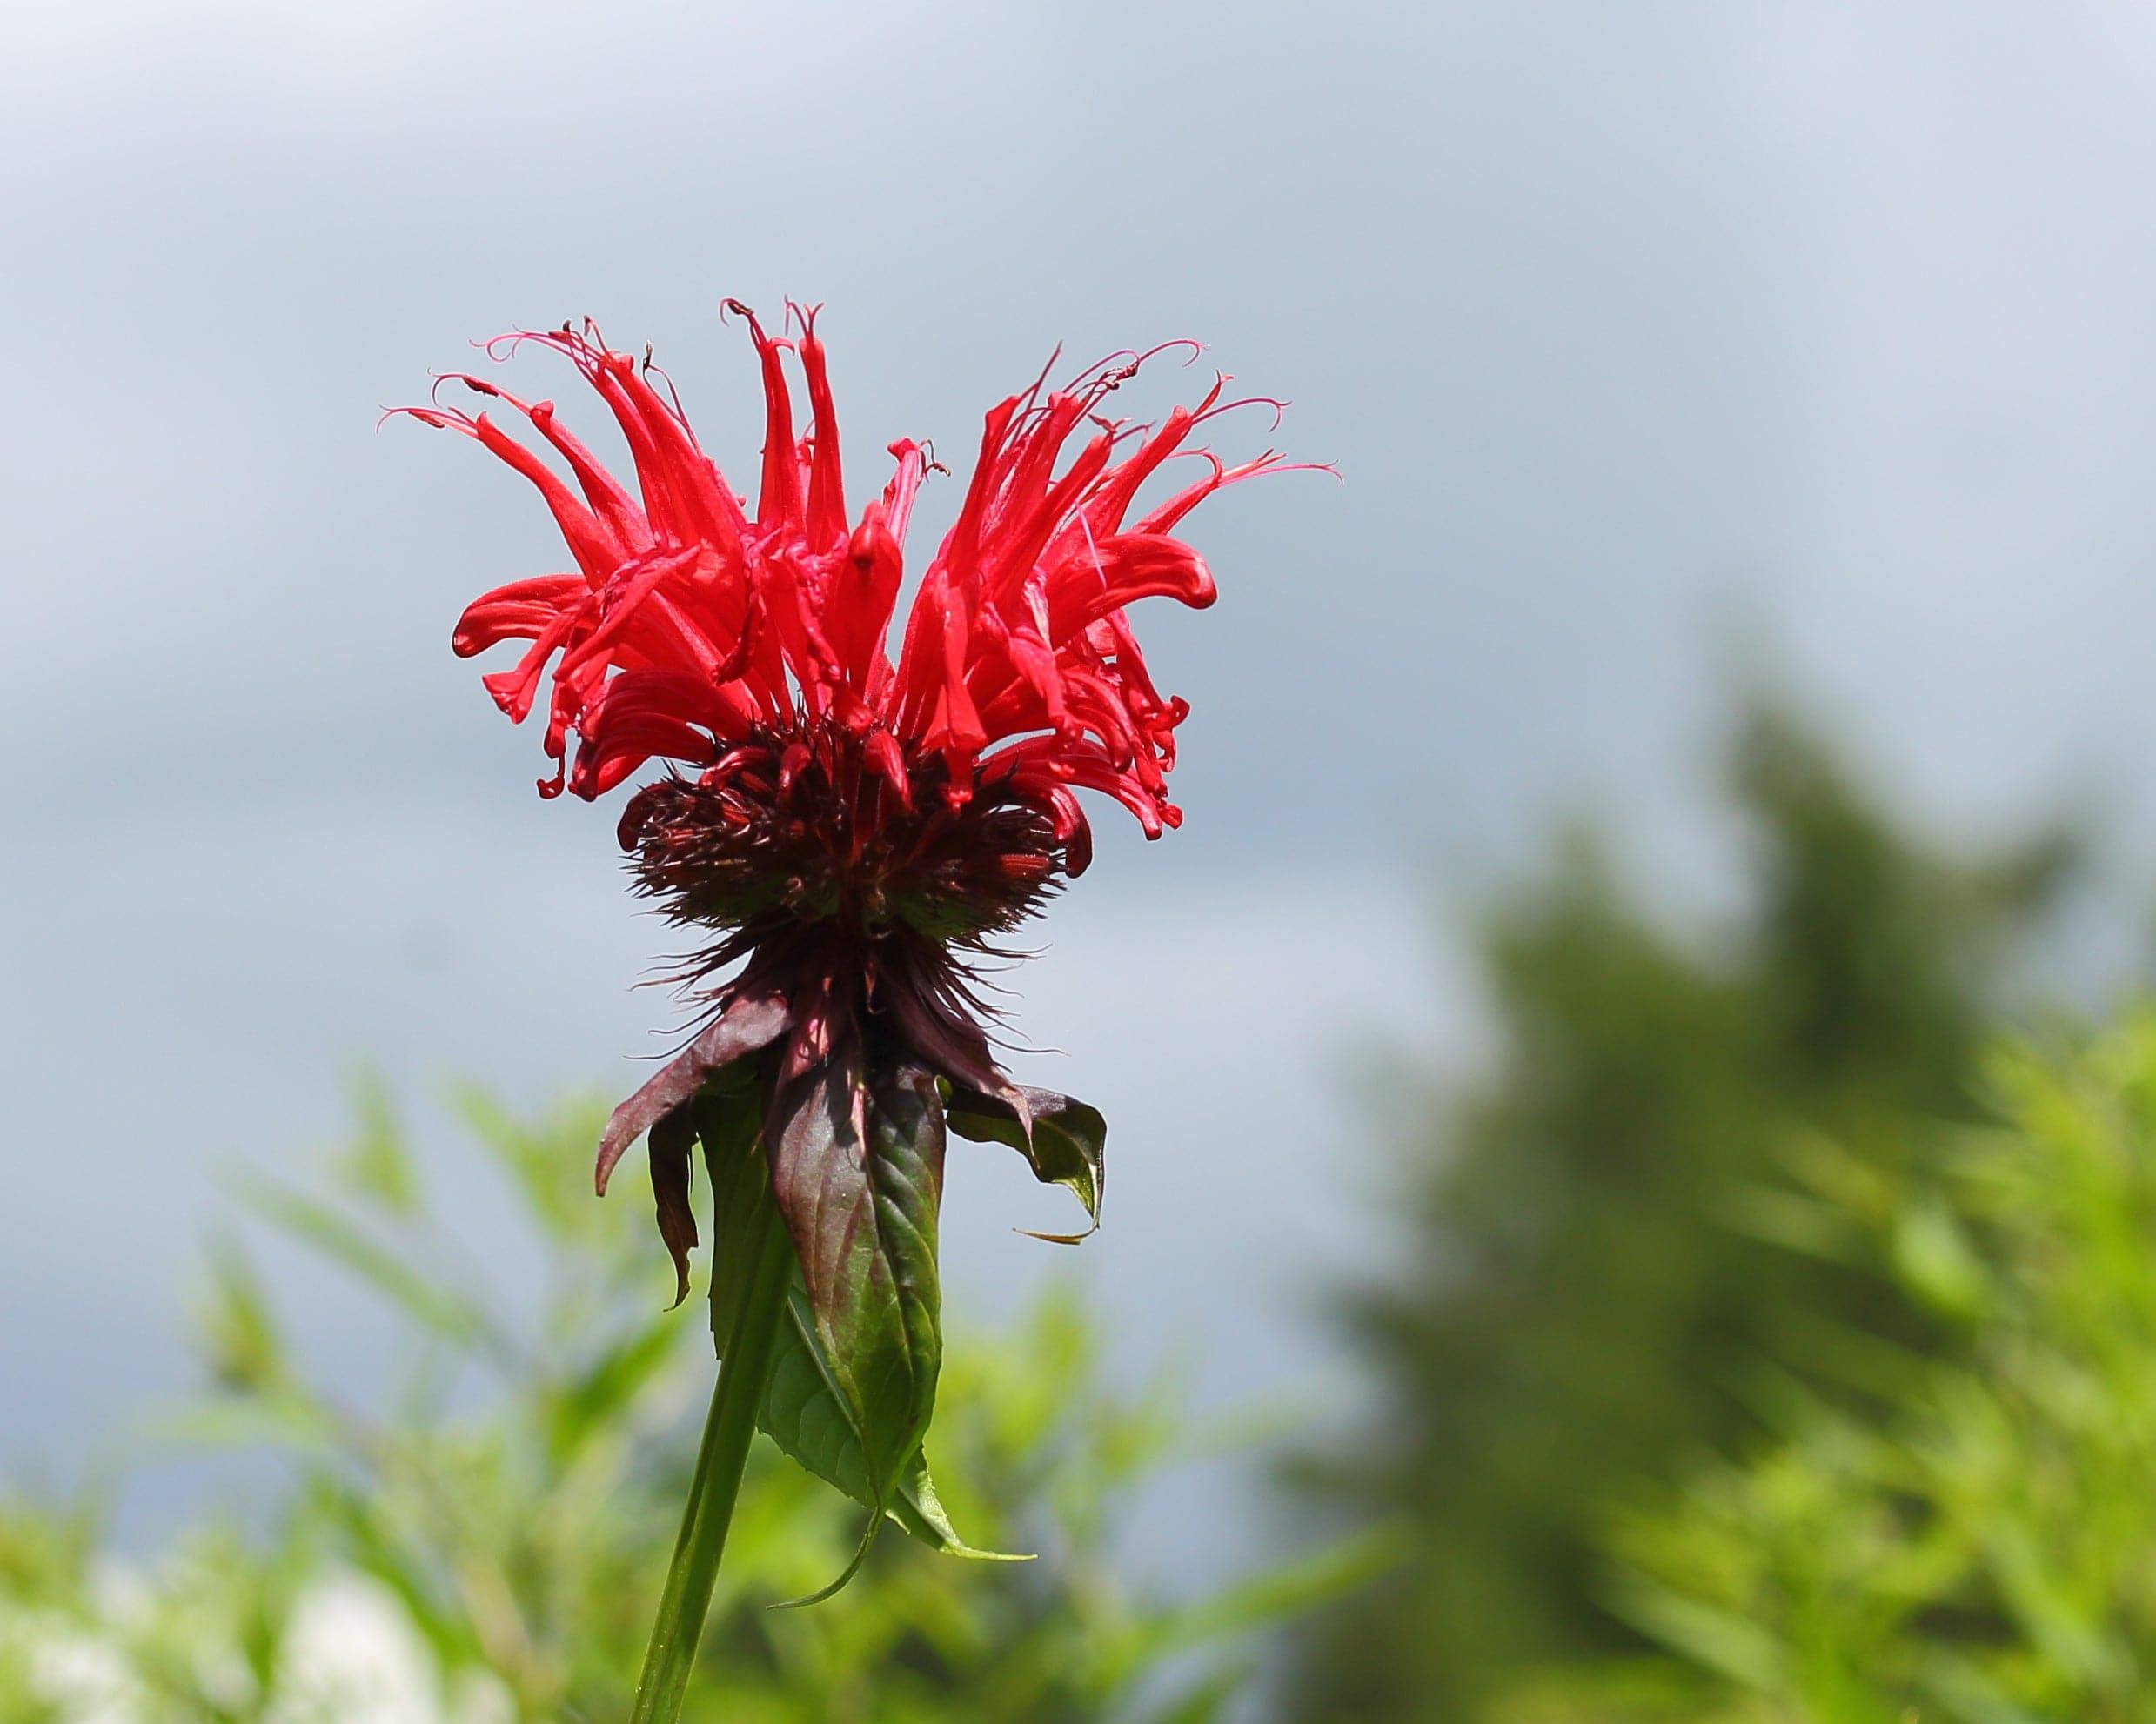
[628,1191,795,1724]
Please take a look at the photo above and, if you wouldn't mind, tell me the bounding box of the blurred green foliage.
[23,697,2153,1724]
[1287,700,2080,1721]
[1566,1011,2156,1721]
[0,1086,1376,1723]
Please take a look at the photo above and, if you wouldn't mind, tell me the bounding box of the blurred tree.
[0,1086,1380,1724]
[1284,698,2079,1721]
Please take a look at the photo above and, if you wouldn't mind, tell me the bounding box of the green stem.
[629,1192,795,1724]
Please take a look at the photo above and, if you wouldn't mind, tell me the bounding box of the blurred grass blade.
[233,1175,512,1366]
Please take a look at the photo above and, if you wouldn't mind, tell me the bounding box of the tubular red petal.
[527,399,653,550]
[834,505,904,692]
[1135,451,1315,537]
[599,350,750,561]
[793,304,849,554]
[570,712,721,799]
[452,575,587,657]
[440,375,651,551]
[880,438,930,548]
[552,546,703,684]
[1044,534,1216,642]
[479,607,584,723]
[728,301,806,536]
[469,412,624,584]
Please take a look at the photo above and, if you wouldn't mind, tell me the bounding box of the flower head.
[401,303,1299,1555]
[405,303,1286,1139]
[412,305,1285,819]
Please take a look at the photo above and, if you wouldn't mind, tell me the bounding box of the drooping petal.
[1043,534,1216,643]
[451,574,589,657]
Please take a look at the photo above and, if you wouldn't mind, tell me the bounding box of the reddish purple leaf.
[594,987,791,1195]
[648,1104,700,1308]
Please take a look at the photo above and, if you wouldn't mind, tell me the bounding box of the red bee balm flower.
[401,303,1298,1601]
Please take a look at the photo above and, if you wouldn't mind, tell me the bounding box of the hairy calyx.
[618,716,1068,954]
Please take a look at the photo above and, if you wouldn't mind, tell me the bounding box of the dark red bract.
[401,302,1296,1292]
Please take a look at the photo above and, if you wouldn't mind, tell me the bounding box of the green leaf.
[697,1065,772,1349]
[449,1084,612,1244]
[542,1317,679,1466]
[697,1066,1021,1563]
[767,1052,944,1525]
[232,1175,509,1365]
[194,1233,285,1393]
[1144,1666,1249,1724]
[946,1084,1108,1242]
[889,1455,1028,1561]
[338,1066,419,1217]
[762,1284,1026,1560]
[1151,1525,1409,1655]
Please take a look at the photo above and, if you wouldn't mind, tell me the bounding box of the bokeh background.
[12,3,2156,1719]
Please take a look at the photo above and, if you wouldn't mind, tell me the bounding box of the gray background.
[8,0,2156,1580]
